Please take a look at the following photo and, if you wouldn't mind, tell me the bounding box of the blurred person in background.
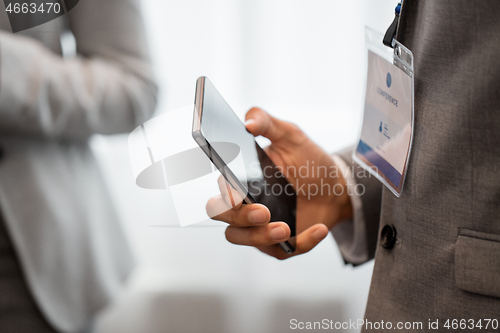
[0,0,157,332]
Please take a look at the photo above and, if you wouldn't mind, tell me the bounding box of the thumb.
[244,107,296,144]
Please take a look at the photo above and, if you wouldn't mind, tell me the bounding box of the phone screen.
[196,77,297,241]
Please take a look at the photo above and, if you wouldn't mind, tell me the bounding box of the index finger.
[217,175,243,209]
[206,195,270,227]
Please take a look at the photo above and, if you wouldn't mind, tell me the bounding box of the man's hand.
[206,107,353,259]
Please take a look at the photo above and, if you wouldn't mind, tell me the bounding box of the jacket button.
[380,224,397,249]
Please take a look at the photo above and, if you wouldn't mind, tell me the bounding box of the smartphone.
[192,77,296,254]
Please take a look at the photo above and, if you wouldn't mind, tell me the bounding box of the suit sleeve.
[0,0,158,140]
[331,146,383,265]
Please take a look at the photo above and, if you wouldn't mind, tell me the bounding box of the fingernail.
[312,226,328,241]
[248,209,266,224]
[270,226,287,240]
[244,119,255,127]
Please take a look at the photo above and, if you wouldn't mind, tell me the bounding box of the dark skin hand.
[206,107,353,259]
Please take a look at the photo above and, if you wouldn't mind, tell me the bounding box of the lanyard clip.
[383,3,401,48]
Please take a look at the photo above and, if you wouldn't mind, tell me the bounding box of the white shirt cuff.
[330,154,370,265]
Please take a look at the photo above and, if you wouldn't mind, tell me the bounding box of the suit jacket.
[333,1,500,331]
[0,1,157,332]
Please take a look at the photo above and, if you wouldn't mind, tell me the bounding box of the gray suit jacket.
[333,1,500,330]
[0,1,157,332]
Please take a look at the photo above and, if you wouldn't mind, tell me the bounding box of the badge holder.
[353,27,414,197]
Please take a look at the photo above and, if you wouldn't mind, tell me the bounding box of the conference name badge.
[353,27,415,197]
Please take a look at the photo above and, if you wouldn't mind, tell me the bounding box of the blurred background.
[92,1,396,332]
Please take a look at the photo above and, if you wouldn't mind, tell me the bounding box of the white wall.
[93,1,397,332]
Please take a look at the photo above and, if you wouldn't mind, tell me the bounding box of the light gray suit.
[333,1,500,331]
[0,0,157,332]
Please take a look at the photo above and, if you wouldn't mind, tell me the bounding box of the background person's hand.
[206,107,353,259]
